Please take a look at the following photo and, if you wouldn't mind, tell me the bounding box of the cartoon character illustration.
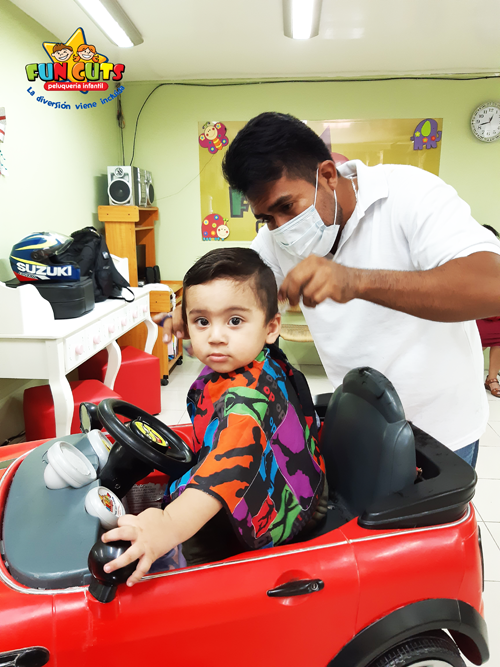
[73,44,100,62]
[99,492,114,512]
[137,422,166,446]
[51,43,74,62]
[411,119,442,150]
[42,28,110,87]
[199,122,229,153]
[202,213,229,240]
[217,224,230,240]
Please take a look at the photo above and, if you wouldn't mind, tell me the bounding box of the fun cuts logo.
[26,27,125,102]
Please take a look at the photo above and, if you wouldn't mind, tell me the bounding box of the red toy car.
[0,367,489,666]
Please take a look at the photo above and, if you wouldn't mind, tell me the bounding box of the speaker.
[144,265,161,284]
[145,171,155,206]
[107,166,139,206]
[135,169,148,207]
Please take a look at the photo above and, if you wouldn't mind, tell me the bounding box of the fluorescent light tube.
[73,0,143,48]
[283,0,323,39]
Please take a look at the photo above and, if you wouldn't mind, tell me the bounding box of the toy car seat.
[320,367,417,517]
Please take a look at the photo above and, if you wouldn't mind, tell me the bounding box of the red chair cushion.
[79,346,161,415]
[23,379,122,441]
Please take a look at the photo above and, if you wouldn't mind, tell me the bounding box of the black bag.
[60,227,134,303]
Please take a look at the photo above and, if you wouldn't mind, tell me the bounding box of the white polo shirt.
[251,160,500,450]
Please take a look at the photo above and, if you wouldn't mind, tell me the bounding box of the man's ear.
[265,312,281,344]
[319,160,338,192]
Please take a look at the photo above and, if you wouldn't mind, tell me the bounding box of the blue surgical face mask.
[270,170,339,259]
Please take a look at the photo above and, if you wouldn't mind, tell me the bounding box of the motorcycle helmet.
[10,232,80,282]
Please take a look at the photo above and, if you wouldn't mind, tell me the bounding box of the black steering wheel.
[96,399,194,498]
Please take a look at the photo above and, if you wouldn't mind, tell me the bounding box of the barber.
[161,112,500,468]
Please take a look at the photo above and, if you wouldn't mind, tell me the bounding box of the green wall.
[0,0,119,442]
[1,0,499,437]
[121,78,500,281]
[0,0,120,283]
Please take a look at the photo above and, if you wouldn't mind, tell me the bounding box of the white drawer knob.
[121,318,127,326]
[108,325,115,334]
[132,311,138,319]
[93,335,101,345]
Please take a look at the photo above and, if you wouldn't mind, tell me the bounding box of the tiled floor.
[159,357,500,665]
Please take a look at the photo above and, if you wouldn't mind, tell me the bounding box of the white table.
[0,285,162,437]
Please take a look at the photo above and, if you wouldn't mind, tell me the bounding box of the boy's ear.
[265,313,281,345]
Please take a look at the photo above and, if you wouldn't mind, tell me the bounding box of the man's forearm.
[354,252,500,322]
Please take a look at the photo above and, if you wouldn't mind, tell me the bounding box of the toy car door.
[52,530,358,666]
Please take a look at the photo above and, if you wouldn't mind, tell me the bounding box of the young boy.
[103,248,326,585]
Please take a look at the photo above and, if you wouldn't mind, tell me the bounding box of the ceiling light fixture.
[73,0,143,48]
[283,0,323,40]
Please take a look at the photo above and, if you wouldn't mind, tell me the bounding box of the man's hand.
[280,251,500,322]
[102,509,172,586]
[153,309,187,345]
[279,256,357,308]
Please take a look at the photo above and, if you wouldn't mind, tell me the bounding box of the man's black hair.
[183,247,278,323]
[222,112,333,198]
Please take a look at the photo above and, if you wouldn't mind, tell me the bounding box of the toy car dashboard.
[3,433,102,589]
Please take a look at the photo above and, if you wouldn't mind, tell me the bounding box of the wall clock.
[471,102,500,142]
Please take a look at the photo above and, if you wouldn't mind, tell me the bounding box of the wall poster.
[199,118,443,243]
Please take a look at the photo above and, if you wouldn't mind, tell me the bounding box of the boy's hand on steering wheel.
[153,310,187,344]
[102,508,172,587]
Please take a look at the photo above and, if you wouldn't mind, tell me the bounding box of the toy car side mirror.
[80,402,102,433]
[88,538,138,603]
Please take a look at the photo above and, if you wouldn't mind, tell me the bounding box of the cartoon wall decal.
[51,43,74,62]
[200,119,443,243]
[199,122,229,153]
[73,44,100,63]
[217,224,230,240]
[42,28,109,88]
[202,213,229,240]
[0,108,7,177]
[411,119,442,150]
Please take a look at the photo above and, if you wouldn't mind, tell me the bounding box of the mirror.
[79,402,101,433]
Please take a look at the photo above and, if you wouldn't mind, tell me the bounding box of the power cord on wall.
[125,73,500,190]
[116,83,126,165]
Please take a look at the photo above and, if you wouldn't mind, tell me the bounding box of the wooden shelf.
[98,205,184,383]
[98,206,159,287]
[168,348,183,370]
[98,206,158,223]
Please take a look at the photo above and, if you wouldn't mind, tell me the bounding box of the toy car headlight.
[85,486,125,529]
[44,441,97,489]
[87,430,113,473]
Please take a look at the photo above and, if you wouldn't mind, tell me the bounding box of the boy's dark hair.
[183,247,278,323]
[52,43,73,53]
[483,224,500,238]
[222,112,333,198]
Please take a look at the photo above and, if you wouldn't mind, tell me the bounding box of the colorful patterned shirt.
[168,347,326,551]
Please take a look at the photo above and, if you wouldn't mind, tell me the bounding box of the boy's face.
[185,278,280,373]
[53,48,72,61]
